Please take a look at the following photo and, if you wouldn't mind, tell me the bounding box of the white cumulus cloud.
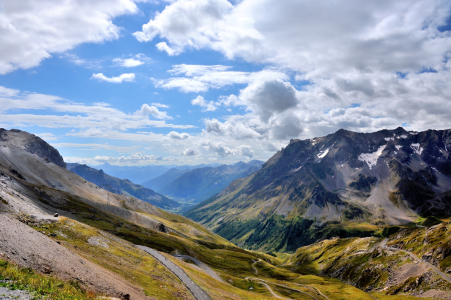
[135,0,451,77]
[137,104,172,120]
[154,64,288,93]
[0,0,139,74]
[113,53,151,67]
[168,131,190,139]
[91,73,136,83]
[151,103,169,108]
[191,96,218,112]
[182,148,199,156]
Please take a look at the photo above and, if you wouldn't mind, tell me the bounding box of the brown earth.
[0,214,150,300]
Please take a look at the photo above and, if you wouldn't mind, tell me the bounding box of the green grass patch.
[30,218,193,300]
[0,259,93,299]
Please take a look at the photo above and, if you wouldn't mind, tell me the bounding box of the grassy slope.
[26,216,193,300]
[286,223,451,299]
[0,259,93,300]
[26,184,374,300]
[213,214,380,253]
[186,174,380,253]
[385,221,451,272]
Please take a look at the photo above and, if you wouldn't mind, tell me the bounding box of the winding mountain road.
[251,259,261,275]
[288,282,330,300]
[175,251,324,300]
[245,277,322,300]
[137,246,212,300]
[381,238,451,284]
[175,254,224,283]
[259,281,287,299]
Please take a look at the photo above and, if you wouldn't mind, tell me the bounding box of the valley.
[3,1,451,299]
[1,128,451,299]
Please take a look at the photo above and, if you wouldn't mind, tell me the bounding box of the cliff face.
[0,128,66,168]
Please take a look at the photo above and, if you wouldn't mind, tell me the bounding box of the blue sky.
[1,0,451,166]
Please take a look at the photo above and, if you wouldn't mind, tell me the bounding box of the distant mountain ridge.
[92,162,222,184]
[142,160,264,203]
[69,164,180,210]
[186,127,451,252]
[141,167,189,192]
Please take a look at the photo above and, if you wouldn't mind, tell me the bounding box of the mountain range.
[91,162,222,184]
[68,163,181,210]
[142,160,264,203]
[2,127,451,299]
[186,127,451,252]
[0,127,383,299]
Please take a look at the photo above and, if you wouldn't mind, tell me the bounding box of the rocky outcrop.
[0,128,65,168]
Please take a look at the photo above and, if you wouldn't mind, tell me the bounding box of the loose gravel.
[0,280,33,300]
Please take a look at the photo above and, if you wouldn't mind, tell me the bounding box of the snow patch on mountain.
[291,165,302,172]
[317,148,329,160]
[358,145,386,169]
[395,145,402,150]
[410,143,423,155]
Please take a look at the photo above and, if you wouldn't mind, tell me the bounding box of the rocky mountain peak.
[187,127,451,252]
[0,128,66,168]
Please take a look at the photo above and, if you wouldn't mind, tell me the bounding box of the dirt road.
[381,238,451,284]
[245,277,322,300]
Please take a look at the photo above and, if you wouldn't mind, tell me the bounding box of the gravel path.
[0,281,33,300]
[0,287,33,300]
[245,277,322,300]
[381,238,451,284]
[251,259,260,275]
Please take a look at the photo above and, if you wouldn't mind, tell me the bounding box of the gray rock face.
[0,128,66,168]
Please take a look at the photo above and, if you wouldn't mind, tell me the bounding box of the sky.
[0,0,451,166]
